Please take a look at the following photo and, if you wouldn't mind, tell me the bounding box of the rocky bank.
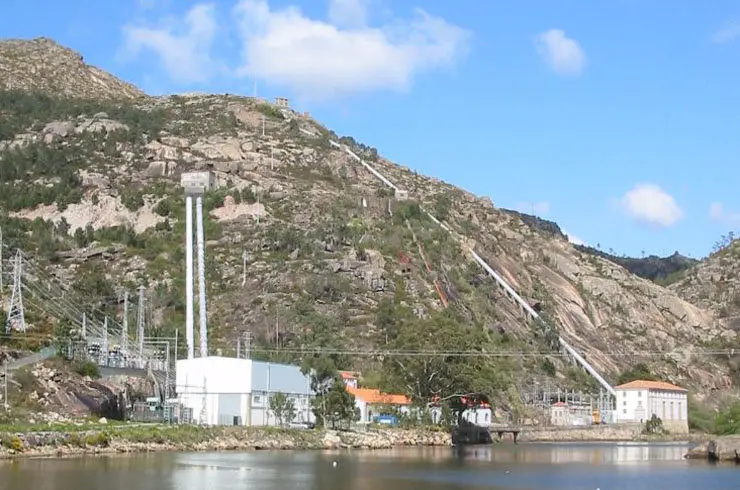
[0,426,451,459]
[685,435,740,463]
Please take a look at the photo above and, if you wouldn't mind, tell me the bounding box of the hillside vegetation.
[0,37,738,416]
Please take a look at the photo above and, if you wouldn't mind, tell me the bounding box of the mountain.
[575,246,698,284]
[670,235,740,332]
[0,37,143,100]
[0,38,737,413]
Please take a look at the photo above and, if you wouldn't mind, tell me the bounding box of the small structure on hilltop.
[176,356,315,427]
[275,97,289,108]
[613,379,688,434]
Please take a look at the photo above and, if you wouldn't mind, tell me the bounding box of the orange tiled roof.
[346,387,411,405]
[339,371,358,380]
[615,380,687,392]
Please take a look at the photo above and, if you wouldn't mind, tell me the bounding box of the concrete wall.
[518,424,644,442]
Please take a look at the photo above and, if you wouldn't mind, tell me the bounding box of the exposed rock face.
[0,38,144,99]
[0,37,738,406]
[670,239,740,333]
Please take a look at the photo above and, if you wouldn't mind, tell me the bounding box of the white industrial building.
[614,379,688,434]
[176,356,315,426]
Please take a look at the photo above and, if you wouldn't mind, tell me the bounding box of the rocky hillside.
[0,38,737,409]
[670,236,740,332]
[0,38,143,100]
[576,247,698,284]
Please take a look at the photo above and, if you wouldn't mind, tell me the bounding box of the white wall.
[616,388,688,424]
[176,357,252,426]
[176,357,315,427]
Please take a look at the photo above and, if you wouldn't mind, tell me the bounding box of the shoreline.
[0,424,714,460]
[0,425,452,460]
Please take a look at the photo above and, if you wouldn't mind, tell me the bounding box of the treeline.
[0,90,168,141]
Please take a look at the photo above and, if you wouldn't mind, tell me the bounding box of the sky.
[2,0,740,259]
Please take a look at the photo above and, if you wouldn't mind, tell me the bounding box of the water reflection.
[451,442,691,466]
[0,442,732,490]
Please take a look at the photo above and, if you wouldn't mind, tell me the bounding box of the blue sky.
[2,0,740,258]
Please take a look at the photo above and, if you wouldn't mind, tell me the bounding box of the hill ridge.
[0,37,737,416]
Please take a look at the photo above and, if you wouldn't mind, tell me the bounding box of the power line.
[247,346,740,358]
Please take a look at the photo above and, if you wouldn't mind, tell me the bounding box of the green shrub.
[73,360,100,378]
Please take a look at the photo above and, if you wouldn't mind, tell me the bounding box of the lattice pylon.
[5,250,25,333]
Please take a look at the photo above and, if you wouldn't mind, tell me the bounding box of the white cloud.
[516,201,550,216]
[709,202,740,226]
[619,183,683,228]
[328,0,370,28]
[711,22,740,44]
[121,4,219,84]
[233,0,471,99]
[562,229,586,246]
[535,29,586,76]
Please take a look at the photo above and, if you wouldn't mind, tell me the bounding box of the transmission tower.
[5,250,25,333]
[244,330,252,359]
[136,285,146,367]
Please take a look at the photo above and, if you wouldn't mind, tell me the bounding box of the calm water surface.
[0,442,736,490]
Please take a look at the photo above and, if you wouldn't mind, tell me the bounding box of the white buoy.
[332,461,338,467]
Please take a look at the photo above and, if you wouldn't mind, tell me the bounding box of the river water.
[0,442,736,489]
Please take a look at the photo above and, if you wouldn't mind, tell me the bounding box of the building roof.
[615,380,687,392]
[346,387,411,405]
[339,371,359,380]
[551,402,568,407]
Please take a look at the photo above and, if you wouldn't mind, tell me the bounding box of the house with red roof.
[428,395,493,427]
[614,379,688,434]
[346,386,412,424]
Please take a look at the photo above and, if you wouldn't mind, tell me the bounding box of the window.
[254,395,261,404]
[485,413,490,422]
[638,391,642,398]
[623,409,627,414]
[678,402,682,420]
[623,400,627,406]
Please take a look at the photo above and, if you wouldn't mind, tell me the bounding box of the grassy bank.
[0,424,452,459]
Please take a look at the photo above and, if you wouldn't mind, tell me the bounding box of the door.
[218,394,242,426]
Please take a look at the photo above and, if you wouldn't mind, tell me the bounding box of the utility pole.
[137,285,146,367]
[81,313,86,339]
[0,226,4,290]
[270,147,274,170]
[262,115,265,137]
[122,290,128,354]
[2,361,7,411]
[242,250,247,286]
[102,316,109,366]
[256,192,260,225]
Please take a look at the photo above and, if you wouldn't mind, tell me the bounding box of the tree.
[617,363,658,385]
[643,414,665,435]
[382,311,508,405]
[302,356,356,429]
[268,392,296,427]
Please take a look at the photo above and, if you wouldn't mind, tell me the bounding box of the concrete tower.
[180,171,215,358]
